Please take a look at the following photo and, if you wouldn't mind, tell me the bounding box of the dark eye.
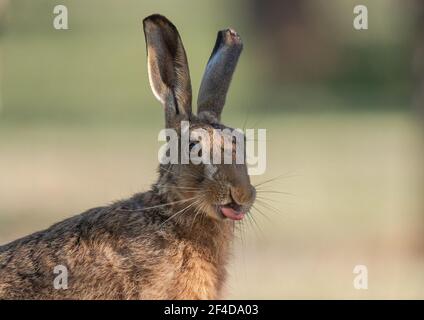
[189,142,197,150]
[189,141,202,157]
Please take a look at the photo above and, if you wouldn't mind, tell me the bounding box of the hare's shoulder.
[51,191,168,243]
[0,191,163,258]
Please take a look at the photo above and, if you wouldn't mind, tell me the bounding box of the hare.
[0,14,256,299]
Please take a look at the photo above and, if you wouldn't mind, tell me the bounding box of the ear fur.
[143,14,192,127]
[197,28,243,122]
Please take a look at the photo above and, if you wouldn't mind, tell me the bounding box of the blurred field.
[1,113,423,299]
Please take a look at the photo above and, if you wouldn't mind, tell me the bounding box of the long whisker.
[256,195,285,205]
[256,190,293,196]
[160,198,202,228]
[190,196,207,232]
[237,217,246,248]
[255,199,284,216]
[249,212,264,239]
[251,204,272,222]
[253,172,299,188]
[193,202,209,244]
[118,197,196,212]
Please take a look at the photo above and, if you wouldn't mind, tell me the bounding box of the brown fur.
[0,14,254,300]
[0,189,233,299]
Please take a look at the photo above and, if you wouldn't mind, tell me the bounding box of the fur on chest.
[139,238,230,299]
[173,242,228,299]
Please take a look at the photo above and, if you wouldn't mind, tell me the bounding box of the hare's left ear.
[197,29,243,122]
[143,14,192,127]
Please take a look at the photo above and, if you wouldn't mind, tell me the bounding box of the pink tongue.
[220,207,245,220]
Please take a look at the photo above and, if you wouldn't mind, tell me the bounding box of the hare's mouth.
[218,202,245,221]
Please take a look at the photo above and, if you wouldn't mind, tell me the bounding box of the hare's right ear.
[143,14,192,127]
[197,29,243,122]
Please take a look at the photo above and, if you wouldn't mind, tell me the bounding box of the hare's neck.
[151,182,235,255]
[186,213,234,246]
[168,198,235,260]
[146,188,235,298]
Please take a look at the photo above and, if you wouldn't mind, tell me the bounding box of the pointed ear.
[197,29,243,122]
[143,14,192,127]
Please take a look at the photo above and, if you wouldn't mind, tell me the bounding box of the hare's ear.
[143,14,192,127]
[197,29,243,122]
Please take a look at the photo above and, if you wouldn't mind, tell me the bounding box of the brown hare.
[0,14,256,299]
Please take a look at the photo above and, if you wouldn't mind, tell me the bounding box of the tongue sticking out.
[220,206,245,220]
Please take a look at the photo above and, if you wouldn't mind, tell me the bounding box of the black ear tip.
[143,14,166,23]
[143,14,176,31]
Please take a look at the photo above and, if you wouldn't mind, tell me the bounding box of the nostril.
[229,188,246,207]
[229,186,255,207]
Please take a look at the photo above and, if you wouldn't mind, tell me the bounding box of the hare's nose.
[230,185,256,206]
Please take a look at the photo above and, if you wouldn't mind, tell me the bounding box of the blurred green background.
[0,0,423,298]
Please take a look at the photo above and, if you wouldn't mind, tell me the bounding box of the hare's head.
[143,14,255,221]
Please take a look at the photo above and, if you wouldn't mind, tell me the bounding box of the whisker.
[245,214,257,237]
[255,199,284,216]
[160,198,202,228]
[256,190,294,196]
[190,197,207,232]
[253,172,299,188]
[256,195,285,205]
[251,204,272,222]
[118,197,196,212]
[249,213,264,239]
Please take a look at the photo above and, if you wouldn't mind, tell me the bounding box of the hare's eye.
[189,141,199,150]
[189,141,202,157]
